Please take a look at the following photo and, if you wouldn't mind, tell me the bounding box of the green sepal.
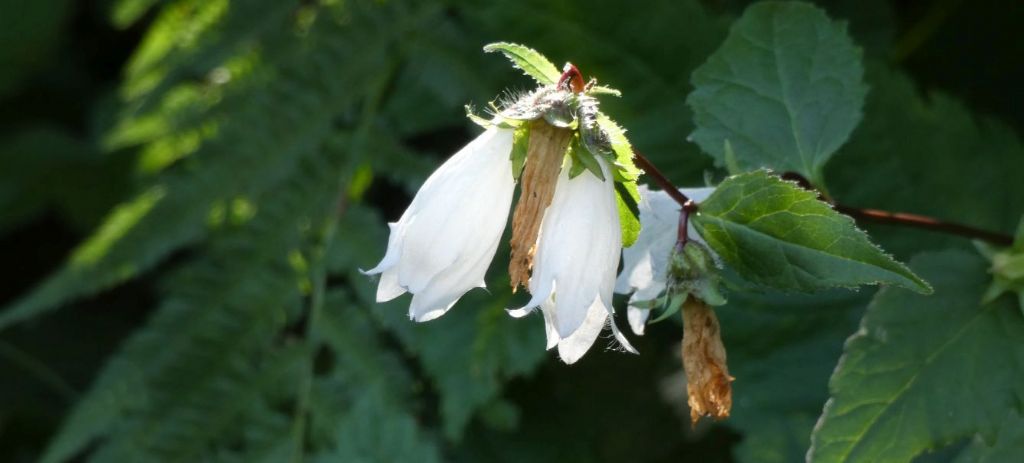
[465,106,492,128]
[567,156,585,179]
[974,216,1024,313]
[595,112,641,183]
[649,293,687,324]
[640,242,727,324]
[568,135,605,181]
[483,42,561,85]
[586,85,622,97]
[616,180,641,248]
[464,105,520,130]
[669,241,727,306]
[629,295,669,310]
[510,124,530,180]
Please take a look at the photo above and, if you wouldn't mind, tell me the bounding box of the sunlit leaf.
[692,170,929,293]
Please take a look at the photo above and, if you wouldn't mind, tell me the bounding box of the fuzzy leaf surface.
[687,1,866,185]
[692,170,929,293]
[809,250,1024,462]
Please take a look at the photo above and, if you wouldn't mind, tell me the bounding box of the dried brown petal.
[509,120,572,291]
[682,296,734,425]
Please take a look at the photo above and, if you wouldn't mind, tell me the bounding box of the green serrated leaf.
[687,2,866,186]
[595,112,641,183]
[616,180,641,248]
[483,42,561,85]
[809,250,1024,462]
[723,139,740,176]
[692,170,930,293]
[954,413,1024,463]
[510,124,530,180]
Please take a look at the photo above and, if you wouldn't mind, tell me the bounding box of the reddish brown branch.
[631,149,698,247]
[781,171,1013,246]
[835,205,1013,246]
[632,149,692,207]
[677,200,698,249]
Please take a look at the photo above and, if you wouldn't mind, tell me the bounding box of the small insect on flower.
[365,43,644,364]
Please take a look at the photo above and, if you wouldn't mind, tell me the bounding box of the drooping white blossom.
[614,185,716,335]
[509,157,634,364]
[363,127,516,322]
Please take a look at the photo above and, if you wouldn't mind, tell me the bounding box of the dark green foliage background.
[0,0,1021,462]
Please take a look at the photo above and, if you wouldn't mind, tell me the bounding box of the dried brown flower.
[508,120,572,291]
[682,296,733,425]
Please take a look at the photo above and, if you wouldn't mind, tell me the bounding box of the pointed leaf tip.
[692,170,931,294]
[483,42,561,85]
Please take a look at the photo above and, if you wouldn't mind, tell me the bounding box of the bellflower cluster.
[365,53,641,363]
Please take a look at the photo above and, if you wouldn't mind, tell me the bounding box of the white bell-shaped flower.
[614,185,716,335]
[509,157,634,364]
[364,127,516,322]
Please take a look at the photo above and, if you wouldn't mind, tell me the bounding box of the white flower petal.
[527,157,621,338]
[362,223,403,275]
[509,157,633,363]
[610,316,638,355]
[627,306,650,336]
[615,186,716,335]
[407,233,502,321]
[376,267,405,302]
[553,296,609,364]
[506,307,535,318]
[541,306,560,350]
[365,127,516,321]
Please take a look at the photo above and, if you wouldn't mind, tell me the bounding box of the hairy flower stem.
[781,171,1014,246]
